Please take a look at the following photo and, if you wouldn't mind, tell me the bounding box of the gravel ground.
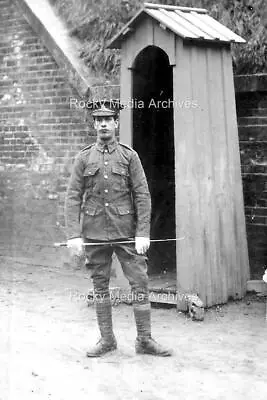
[0,255,267,400]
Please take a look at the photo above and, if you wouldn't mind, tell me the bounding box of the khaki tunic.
[65,140,151,241]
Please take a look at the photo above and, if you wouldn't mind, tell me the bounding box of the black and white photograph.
[0,0,266,399]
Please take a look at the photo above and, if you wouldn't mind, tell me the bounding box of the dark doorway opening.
[132,45,176,275]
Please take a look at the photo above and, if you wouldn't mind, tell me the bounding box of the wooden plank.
[221,48,250,295]
[222,48,243,297]
[206,46,231,305]
[149,291,177,305]
[189,45,215,307]
[119,17,155,146]
[201,47,221,305]
[119,42,132,146]
[188,45,203,303]
[173,39,200,305]
[153,20,176,65]
[125,17,154,69]
[144,3,208,13]
[219,48,238,300]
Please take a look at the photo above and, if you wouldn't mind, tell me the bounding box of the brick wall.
[0,0,266,279]
[235,75,267,279]
[0,0,93,262]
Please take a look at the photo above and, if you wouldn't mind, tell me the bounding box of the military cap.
[88,99,124,117]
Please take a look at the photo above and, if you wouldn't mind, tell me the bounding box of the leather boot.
[133,303,172,357]
[86,295,117,357]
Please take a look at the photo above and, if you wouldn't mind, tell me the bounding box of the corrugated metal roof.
[107,2,246,48]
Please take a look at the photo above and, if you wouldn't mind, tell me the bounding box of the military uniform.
[65,140,151,241]
[65,100,172,357]
[65,139,151,303]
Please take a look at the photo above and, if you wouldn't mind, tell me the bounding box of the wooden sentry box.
[108,3,250,308]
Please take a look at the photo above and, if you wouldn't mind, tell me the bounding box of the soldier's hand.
[67,237,84,256]
[135,237,150,255]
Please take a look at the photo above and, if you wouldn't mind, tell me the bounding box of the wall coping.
[234,74,267,93]
[14,0,94,97]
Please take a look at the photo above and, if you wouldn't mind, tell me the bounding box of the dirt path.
[1,255,267,400]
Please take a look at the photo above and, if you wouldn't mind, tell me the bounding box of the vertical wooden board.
[220,47,240,299]
[120,17,154,146]
[173,39,199,298]
[119,42,132,146]
[188,45,205,303]
[189,45,215,307]
[221,48,250,295]
[207,47,230,304]
[125,17,154,69]
[220,47,241,298]
[153,21,176,65]
[206,46,233,304]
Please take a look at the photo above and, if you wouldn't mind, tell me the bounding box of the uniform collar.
[96,138,118,153]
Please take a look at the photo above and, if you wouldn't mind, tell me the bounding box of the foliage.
[207,0,267,74]
[49,0,267,79]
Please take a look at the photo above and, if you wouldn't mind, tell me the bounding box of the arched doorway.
[132,45,176,276]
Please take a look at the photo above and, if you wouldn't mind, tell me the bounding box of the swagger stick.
[54,237,185,247]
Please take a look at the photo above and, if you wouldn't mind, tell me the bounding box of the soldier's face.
[94,116,118,142]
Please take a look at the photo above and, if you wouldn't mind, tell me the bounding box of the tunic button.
[104,161,108,165]
[105,203,109,207]
[104,175,108,179]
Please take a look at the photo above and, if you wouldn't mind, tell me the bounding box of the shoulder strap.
[119,142,133,151]
[80,143,95,153]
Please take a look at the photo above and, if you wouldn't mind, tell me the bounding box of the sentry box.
[108,3,249,308]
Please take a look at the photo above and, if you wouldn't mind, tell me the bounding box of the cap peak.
[87,99,123,117]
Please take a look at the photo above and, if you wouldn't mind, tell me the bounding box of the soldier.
[65,99,172,357]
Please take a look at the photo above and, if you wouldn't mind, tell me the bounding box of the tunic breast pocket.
[83,164,100,192]
[111,163,129,191]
